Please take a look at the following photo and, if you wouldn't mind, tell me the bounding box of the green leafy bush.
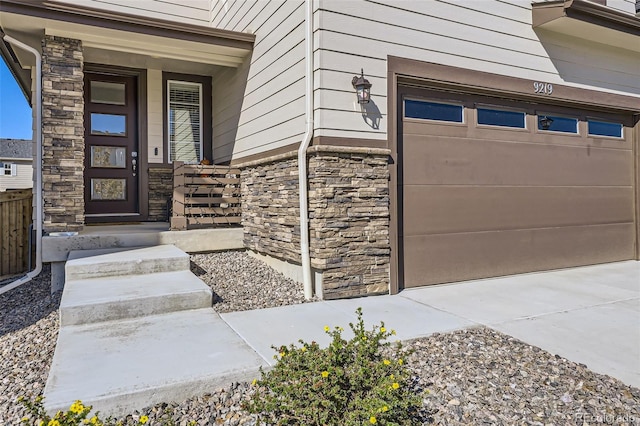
[244,307,422,425]
[18,396,151,426]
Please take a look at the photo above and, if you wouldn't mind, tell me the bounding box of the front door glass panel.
[91,146,127,168]
[90,81,126,105]
[90,178,127,200]
[91,113,126,136]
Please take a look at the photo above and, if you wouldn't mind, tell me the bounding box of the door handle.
[131,151,137,177]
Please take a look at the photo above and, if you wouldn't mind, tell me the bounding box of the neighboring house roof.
[0,138,32,160]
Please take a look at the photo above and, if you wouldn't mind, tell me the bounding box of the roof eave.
[532,0,640,36]
[0,0,255,51]
[0,28,32,105]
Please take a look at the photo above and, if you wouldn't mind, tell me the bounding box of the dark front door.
[84,73,139,219]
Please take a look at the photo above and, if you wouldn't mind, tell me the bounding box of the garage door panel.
[403,186,634,236]
[402,135,632,187]
[404,121,542,146]
[403,120,470,139]
[403,223,635,288]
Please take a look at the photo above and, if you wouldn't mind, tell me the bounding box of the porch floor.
[42,223,243,263]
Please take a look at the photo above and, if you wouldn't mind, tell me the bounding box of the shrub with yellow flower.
[17,396,162,426]
[244,307,422,425]
[69,401,84,414]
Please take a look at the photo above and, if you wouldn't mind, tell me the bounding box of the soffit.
[0,0,254,68]
[532,0,640,53]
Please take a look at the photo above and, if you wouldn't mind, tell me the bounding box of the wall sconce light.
[352,69,372,104]
[539,115,554,130]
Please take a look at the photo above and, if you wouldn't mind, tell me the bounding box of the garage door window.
[537,114,578,134]
[404,99,463,123]
[588,120,623,138]
[477,108,525,128]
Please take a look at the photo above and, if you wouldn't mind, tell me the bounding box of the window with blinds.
[168,80,202,163]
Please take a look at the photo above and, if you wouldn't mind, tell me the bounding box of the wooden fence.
[171,162,241,230]
[0,189,33,278]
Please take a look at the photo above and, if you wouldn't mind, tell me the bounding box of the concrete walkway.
[222,261,640,388]
[46,252,639,417]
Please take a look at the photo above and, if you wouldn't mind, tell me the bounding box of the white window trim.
[2,162,17,176]
[167,80,203,164]
[535,112,580,136]
[403,97,466,125]
[586,117,624,139]
[474,103,528,131]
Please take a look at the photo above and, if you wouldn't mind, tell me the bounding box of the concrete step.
[66,245,190,281]
[44,308,268,417]
[59,271,213,326]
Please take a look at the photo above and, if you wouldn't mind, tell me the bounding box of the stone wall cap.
[237,145,391,169]
[309,145,391,156]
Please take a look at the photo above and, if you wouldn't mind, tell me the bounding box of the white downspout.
[0,35,43,296]
[298,0,314,299]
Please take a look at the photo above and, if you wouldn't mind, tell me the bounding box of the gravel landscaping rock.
[190,251,319,313]
[406,329,640,425]
[0,266,59,424]
[2,257,639,425]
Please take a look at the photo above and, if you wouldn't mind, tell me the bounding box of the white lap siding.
[315,0,640,140]
[210,1,308,163]
[55,0,210,26]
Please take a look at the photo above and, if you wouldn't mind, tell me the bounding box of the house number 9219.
[533,82,553,95]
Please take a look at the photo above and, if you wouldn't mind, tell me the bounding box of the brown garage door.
[399,87,636,288]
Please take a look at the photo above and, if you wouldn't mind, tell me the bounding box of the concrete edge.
[44,366,266,418]
[59,290,213,326]
[65,256,191,281]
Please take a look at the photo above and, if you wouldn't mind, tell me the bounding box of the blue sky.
[0,57,32,140]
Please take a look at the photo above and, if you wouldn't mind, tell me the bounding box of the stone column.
[41,36,84,233]
[148,167,174,221]
[307,147,390,299]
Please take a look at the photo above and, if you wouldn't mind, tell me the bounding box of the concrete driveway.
[222,261,640,388]
[399,260,640,387]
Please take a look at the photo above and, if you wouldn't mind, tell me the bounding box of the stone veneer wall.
[241,146,390,299]
[42,36,84,232]
[242,157,301,262]
[148,167,174,221]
